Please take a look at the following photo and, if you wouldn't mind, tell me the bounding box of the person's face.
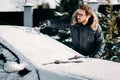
[76,9,88,24]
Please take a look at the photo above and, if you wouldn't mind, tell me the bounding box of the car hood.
[0,25,120,80]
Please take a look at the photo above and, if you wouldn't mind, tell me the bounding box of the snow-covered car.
[0,25,120,80]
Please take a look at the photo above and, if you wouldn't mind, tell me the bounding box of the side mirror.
[4,61,25,73]
[4,61,30,76]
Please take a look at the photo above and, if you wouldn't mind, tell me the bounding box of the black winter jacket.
[70,23,105,57]
[44,18,105,57]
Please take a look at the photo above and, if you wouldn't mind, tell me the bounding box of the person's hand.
[38,20,50,29]
[94,54,101,58]
[89,53,101,58]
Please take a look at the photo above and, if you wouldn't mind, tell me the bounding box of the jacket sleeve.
[93,25,106,57]
[46,18,71,29]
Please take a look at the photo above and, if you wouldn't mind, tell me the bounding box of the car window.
[0,44,19,63]
[0,44,20,80]
[0,43,40,80]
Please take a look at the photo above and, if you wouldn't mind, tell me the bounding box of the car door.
[0,43,40,80]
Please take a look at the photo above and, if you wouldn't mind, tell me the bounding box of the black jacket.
[44,18,105,57]
[70,23,105,57]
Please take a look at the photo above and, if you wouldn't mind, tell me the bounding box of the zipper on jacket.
[81,27,84,51]
[77,28,80,52]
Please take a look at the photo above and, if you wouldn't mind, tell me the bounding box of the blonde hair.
[71,10,78,26]
[71,4,99,31]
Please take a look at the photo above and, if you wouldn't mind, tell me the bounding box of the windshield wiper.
[68,55,88,60]
[42,55,89,65]
[42,60,83,65]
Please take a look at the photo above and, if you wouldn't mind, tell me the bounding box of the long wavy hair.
[71,4,99,31]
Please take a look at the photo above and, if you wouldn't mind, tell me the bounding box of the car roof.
[0,25,120,80]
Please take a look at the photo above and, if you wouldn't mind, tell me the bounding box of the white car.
[0,25,120,80]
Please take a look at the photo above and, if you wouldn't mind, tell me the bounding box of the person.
[39,4,105,58]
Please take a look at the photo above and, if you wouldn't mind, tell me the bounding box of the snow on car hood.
[0,25,120,80]
[0,25,81,62]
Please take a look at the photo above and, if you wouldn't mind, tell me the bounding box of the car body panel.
[0,25,120,80]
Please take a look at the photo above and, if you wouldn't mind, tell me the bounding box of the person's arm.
[92,25,106,58]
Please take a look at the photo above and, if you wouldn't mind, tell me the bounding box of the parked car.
[0,25,120,80]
